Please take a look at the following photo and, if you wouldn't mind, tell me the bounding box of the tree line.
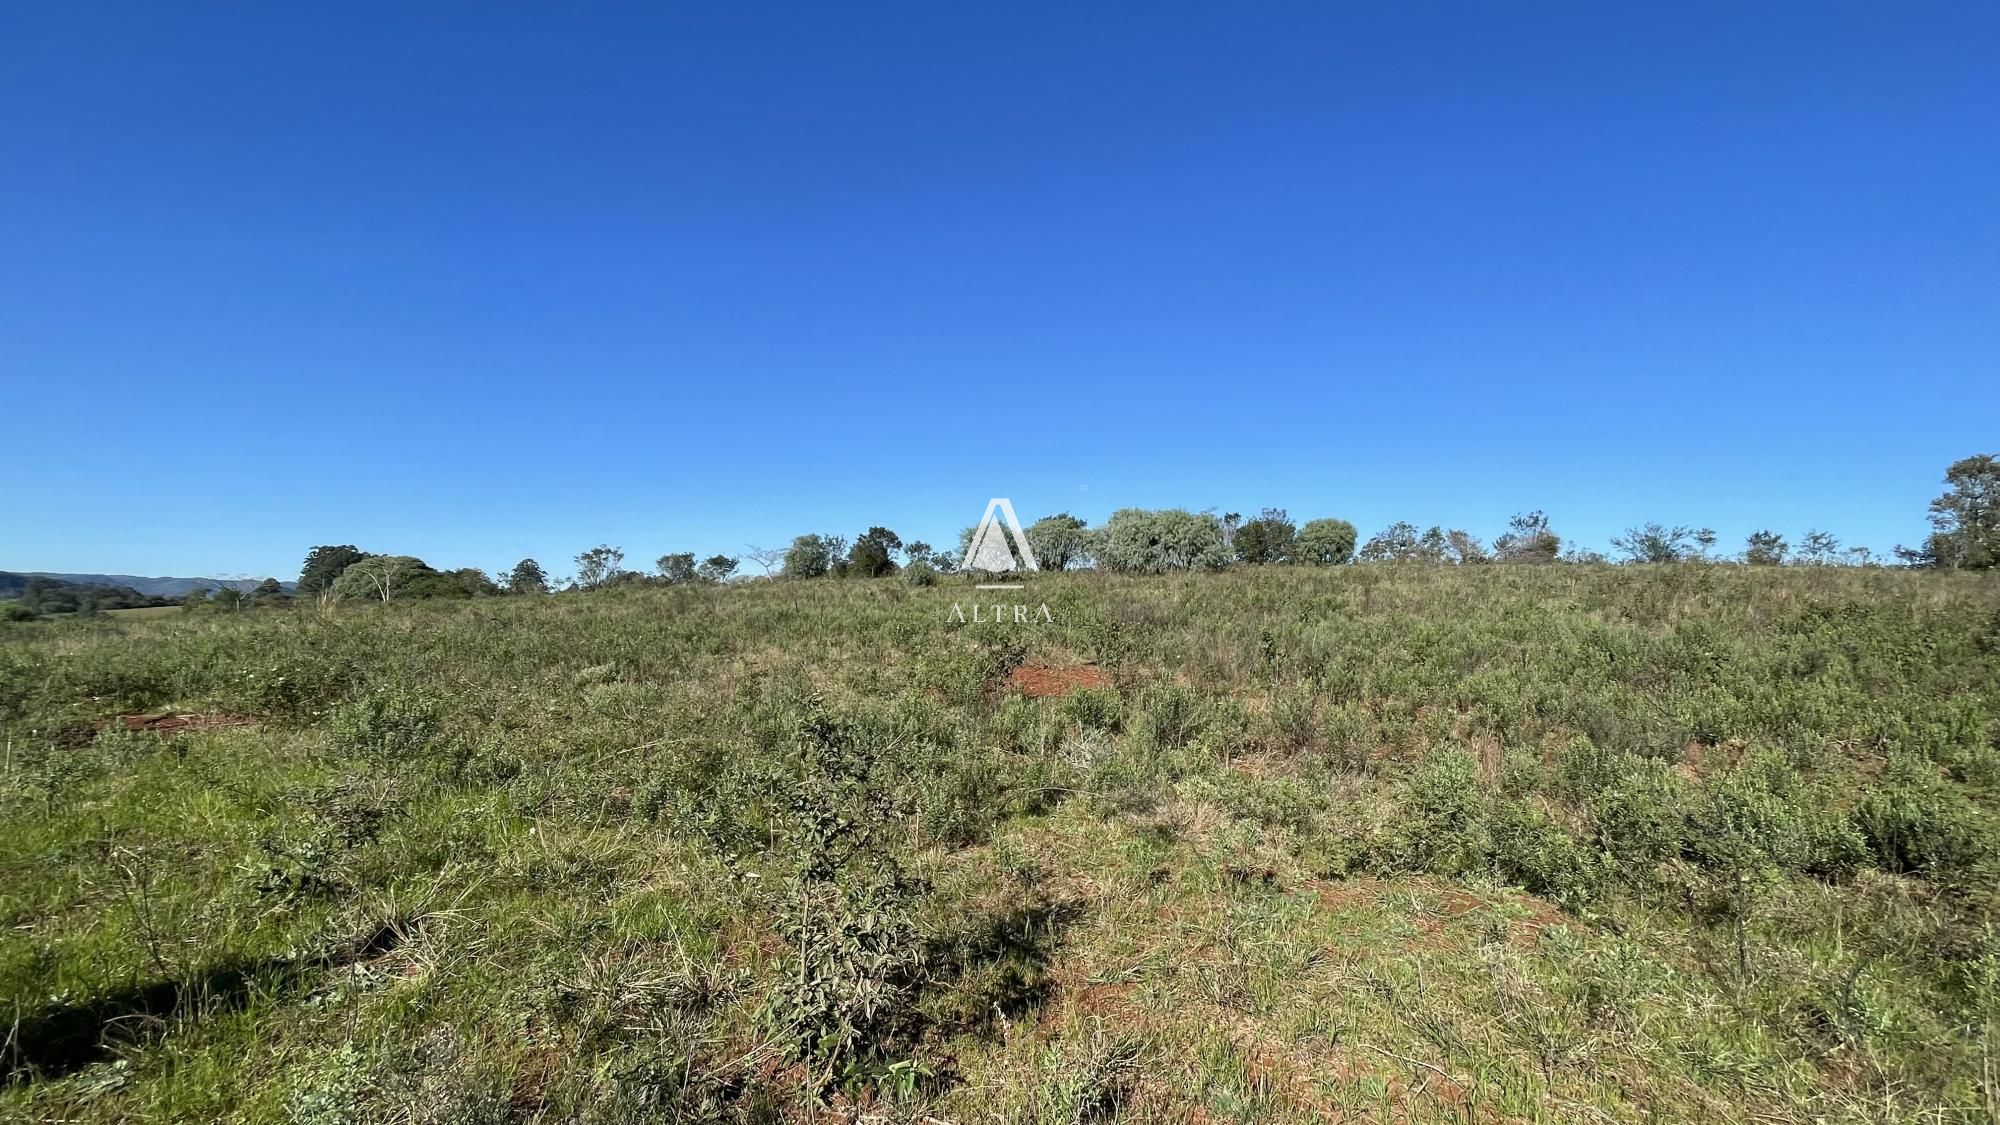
[243,452,2000,605]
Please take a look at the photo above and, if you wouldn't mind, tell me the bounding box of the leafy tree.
[1797,530,1842,566]
[1445,529,1488,565]
[847,527,902,578]
[1292,518,1357,566]
[298,545,371,595]
[1358,521,1427,563]
[696,555,739,583]
[1233,508,1296,566]
[1610,524,1700,564]
[438,567,500,597]
[212,585,250,612]
[507,558,550,595]
[1694,528,1718,558]
[783,534,842,579]
[1743,531,1788,566]
[21,577,70,615]
[956,523,1022,572]
[1493,511,1561,564]
[1025,514,1092,571]
[574,545,627,590]
[252,578,286,601]
[900,540,945,571]
[1095,509,1229,573]
[1899,454,2000,570]
[656,552,699,585]
[331,556,427,602]
[1416,526,1451,563]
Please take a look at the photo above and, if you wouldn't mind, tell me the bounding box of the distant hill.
[1,572,293,598]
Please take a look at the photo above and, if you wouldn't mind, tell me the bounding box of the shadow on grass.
[918,898,1084,1041]
[4,918,416,1085]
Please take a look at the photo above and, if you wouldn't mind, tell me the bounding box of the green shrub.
[328,688,444,761]
[1854,754,1990,879]
[765,700,928,1084]
[1058,687,1124,734]
[1686,757,1867,881]
[1401,748,1490,876]
[1556,738,1690,875]
[1490,798,1610,907]
[1139,683,1208,750]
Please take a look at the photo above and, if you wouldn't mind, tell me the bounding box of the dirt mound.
[1008,664,1112,698]
[101,711,259,736]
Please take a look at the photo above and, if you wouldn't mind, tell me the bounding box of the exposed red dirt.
[1008,663,1112,698]
[98,711,259,736]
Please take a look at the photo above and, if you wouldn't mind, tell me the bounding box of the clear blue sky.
[4,3,1994,579]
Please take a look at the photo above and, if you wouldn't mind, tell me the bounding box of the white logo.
[961,498,1037,587]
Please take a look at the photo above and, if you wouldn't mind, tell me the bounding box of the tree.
[1025,514,1092,571]
[1445,529,1488,565]
[1610,524,1699,564]
[696,555,739,583]
[1415,526,1450,563]
[1233,508,1297,566]
[437,567,500,597]
[1900,454,2000,570]
[745,545,788,578]
[783,534,842,579]
[847,527,903,578]
[1493,512,1561,564]
[252,578,286,601]
[330,556,426,602]
[656,552,699,585]
[507,558,550,595]
[1358,521,1426,563]
[1741,531,1787,566]
[1095,509,1229,573]
[1797,530,1842,566]
[298,545,371,596]
[1292,518,1357,566]
[575,545,627,590]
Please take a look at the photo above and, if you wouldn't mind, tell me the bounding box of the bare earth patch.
[1007,664,1112,698]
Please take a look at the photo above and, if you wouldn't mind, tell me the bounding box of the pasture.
[2,565,1997,1122]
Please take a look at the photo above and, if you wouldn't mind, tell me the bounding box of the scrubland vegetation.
[3,561,1999,1123]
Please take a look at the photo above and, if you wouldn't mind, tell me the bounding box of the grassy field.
[3,565,1998,1123]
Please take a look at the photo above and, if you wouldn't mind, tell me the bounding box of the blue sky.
[4,3,1994,579]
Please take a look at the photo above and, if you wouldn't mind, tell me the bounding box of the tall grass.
[1,564,1996,1121]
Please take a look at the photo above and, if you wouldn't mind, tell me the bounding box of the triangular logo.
[961,498,1039,573]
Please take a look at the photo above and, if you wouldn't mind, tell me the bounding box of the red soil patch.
[1676,738,1747,783]
[1008,664,1112,698]
[98,711,259,737]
